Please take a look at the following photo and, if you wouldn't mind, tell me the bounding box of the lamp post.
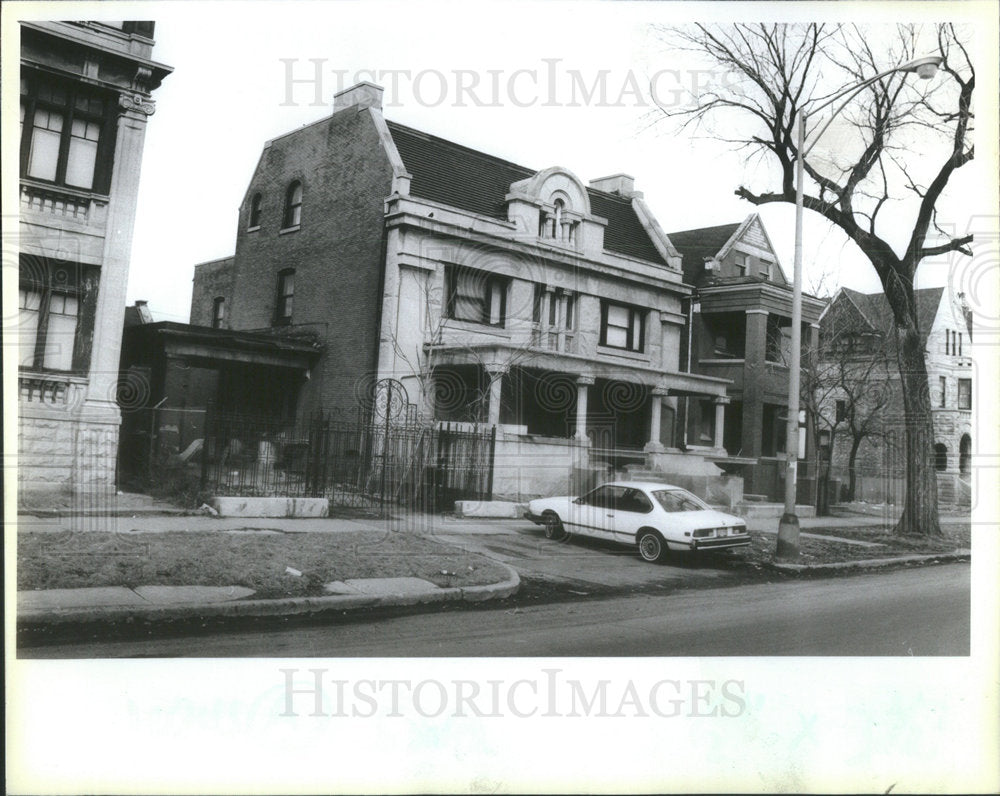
[775,55,942,561]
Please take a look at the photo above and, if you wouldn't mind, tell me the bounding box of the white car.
[525,481,750,563]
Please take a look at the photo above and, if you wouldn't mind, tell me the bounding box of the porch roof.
[429,343,731,398]
[124,322,323,370]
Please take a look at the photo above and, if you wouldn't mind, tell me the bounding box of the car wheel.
[637,529,668,563]
[543,512,566,541]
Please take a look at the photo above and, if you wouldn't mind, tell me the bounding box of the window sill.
[247,225,261,233]
[278,225,301,235]
[596,345,649,363]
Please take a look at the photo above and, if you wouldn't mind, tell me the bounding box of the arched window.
[934,443,948,472]
[283,181,302,228]
[248,192,262,229]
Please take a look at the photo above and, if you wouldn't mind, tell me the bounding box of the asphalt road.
[21,563,969,658]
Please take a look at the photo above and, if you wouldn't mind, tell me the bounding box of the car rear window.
[652,489,709,513]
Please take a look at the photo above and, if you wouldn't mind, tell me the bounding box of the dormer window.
[539,198,577,244]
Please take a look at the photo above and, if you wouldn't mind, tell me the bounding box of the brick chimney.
[333,81,383,112]
[133,300,153,325]
[589,174,636,196]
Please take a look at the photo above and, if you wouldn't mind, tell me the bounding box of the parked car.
[525,481,750,563]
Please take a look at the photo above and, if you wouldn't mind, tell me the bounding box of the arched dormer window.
[248,192,262,229]
[283,180,302,229]
[539,196,577,244]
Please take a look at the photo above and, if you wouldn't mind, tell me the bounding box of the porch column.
[485,366,506,427]
[575,375,594,440]
[645,388,668,452]
[713,395,731,451]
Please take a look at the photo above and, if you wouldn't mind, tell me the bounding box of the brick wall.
[190,257,235,327]
[223,108,395,415]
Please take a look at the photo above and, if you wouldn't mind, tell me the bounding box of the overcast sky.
[13,2,990,323]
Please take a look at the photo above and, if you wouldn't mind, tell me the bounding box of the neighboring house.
[188,82,735,500]
[668,215,827,501]
[819,287,973,506]
[17,21,171,507]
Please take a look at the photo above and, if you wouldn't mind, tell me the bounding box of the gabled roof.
[385,121,667,265]
[833,286,945,346]
[665,222,741,279]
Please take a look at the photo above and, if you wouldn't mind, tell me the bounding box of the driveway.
[426,517,743,590]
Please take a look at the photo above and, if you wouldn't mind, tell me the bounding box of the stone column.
[713,395,731,451]
[645,388,668,452]
[575,376,594,440]
[485,367,506,427]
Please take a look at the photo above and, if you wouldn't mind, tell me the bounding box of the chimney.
[134,300,153,325]
[333,81,384,112]
[588,174,636,196]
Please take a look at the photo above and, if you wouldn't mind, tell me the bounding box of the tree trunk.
[893,325,942,536]
[847,436,862,502]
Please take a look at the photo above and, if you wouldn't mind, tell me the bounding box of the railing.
[198,410,496,514]
[530,324,576,354]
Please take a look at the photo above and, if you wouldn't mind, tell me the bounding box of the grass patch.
[18,530,511,599]
[739,523,970,568]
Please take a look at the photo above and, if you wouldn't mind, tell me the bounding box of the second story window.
[758,259,772,279]
[446,267,508,327]
[275,269,294,325]
[600,301,645,352]
[733,254,747,276]
[19,258,84,373]
[940,376,947,407]
[248,193,263,229]
[20,75,113,193]
[283,181,302,229]
[212,297,226,329]
[958,378,972,410]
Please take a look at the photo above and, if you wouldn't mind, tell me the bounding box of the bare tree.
[803,319,896,510]
[656,23,974,536]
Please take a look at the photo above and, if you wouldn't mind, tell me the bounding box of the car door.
[607,487,656,543]
[564,485,616,540]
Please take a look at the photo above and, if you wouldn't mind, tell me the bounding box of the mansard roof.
[385,121,667,265]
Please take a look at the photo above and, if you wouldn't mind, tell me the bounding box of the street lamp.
[775,54,943,561]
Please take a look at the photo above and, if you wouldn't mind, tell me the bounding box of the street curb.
[17,563,521,627]
[766,549,971,572]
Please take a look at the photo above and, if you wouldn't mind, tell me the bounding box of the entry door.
[565,485,616,540]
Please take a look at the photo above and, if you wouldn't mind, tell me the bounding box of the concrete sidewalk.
[16,506,969,627]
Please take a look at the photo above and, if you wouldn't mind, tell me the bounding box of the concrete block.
[454,500,527,519]
[209,496,329,518]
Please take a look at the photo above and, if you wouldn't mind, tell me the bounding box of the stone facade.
[17,22,171,506]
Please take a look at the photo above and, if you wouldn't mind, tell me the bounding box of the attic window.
[733,254,747,276]
[758,259,772,279]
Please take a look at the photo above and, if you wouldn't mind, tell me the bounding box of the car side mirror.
[573,497,584,505]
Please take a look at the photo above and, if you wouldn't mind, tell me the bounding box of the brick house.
[667,215,827,501]
[818,287,973,506]
[189,82,736,501]
[17,22,171,506]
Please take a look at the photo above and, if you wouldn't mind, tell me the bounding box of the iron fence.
[198,409,495,514]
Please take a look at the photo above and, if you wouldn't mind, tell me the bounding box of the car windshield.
[651,489,710,513]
